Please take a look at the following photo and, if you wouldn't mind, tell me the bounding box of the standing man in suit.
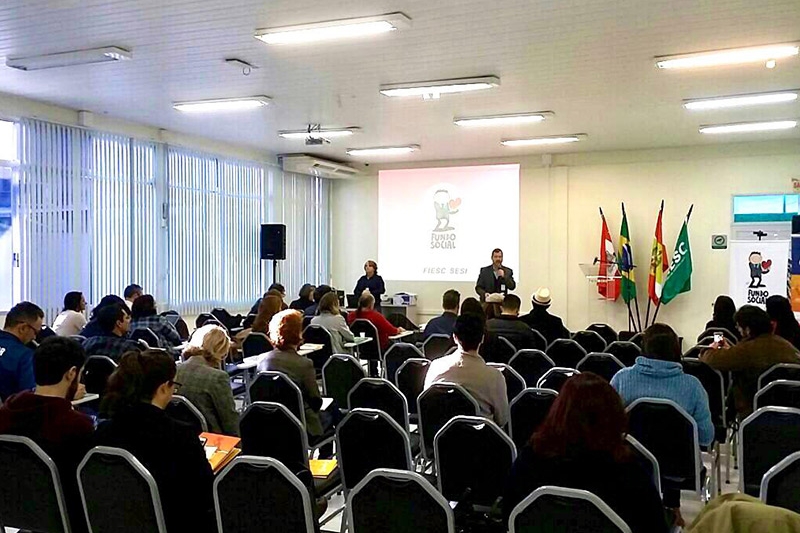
[476,248,516,302]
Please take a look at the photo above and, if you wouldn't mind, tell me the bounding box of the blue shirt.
[423,312,458,340]
[0,331,36,401]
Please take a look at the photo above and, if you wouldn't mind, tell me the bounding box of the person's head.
[97,303,131,337]
[357,292,375,313]
[442,289,461,313]
[253,295,284,332]
[483,302,502,320]
[318,292,341,315]
[501,294,521,316]
[3,302,45,344]
[90,294,125,320]
[453,313,485,352]
[63,291,86,313]
[532,373,629,461]
[766,295,800,336]
[734,305,773,339]
[101,350,177,416]
[33,337,86,402]
[298,283,315,302]
[642,323,681,363]
[269,310,303,350]
[123,284,143,302]
[491,248,503,267]
[364,260,378,277]
[460,297,486,321]
[131,294,157,320]
[268,283,286,298]
[712,295,737,324]
[532,287,552,309]
[313,284,333,303]
[185,324,231,367]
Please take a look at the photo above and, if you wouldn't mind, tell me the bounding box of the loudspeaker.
[261,224,286,260]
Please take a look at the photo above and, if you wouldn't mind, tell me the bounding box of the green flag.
[661,215,693,305]
[619,204,637,303]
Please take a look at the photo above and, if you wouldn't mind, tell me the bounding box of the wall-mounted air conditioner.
[279,154,361,179]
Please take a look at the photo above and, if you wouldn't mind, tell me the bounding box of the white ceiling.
[0,0,799,163]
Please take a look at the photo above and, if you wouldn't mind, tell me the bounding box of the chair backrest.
[434,416,517,506]
[242,332,272,358]
[681,358,726,431]
[322,354,366,407]
[69,334,87,343]
[509,388,558,448]
[754,380,800,410]
[78,446,167,533]
[536,367,580,392]
[242,313,257,329]
[759,363,800,391]
[571,330,608,354]
[487,362,526,401]
[80,355,118,395]
[697,327,738,345]
[166,395,208,434]
[545,339,587,369]
[605,341,641,367]
[527,329,548,351]
[350,319,382,360]
[576,353,624,382]
[628,332,644,348]
[387,313,418,330]
[336,409,413,494]
[508,486,632,533]
[0,435,71,533]
[625,434,661,494]
[301,324,335,370]
[196,312,217,329]
[249,371,305,425]
[587,323,618,346]
[348,378,410,431]
[423,334,455,360]
[509,349,555,387]
[395,358,430,415]
[240,402,308,473]
[174,317,190,341]
[211,307,241,331]
[417,382,480,460]
[383,342,424,383]
[739,406,800,496]
[347,469,455,533]
[760,450,800,514]
[481,335,517,364]
[682,344,708,360]
[130,327,160,348]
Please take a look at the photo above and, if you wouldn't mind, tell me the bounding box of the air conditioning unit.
[279,154,361,180]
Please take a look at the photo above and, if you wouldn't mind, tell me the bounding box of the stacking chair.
[697,327,738,345]
[683,344,709,360]
[69,334,87,344]
[738,406,800,496]
[536,367,580,393]
[628,332,644,349]
[383,342,424,383]
[576,353,624,382]
[214,456,316,533]
[417,382,480,461]
[211,307,243,332]
[487,362,526,402]
[754,380,800,410]
[396,358,430,420]
[0,435,72,533]
[80,355,117,395]
[162,311,190,341]
[36,326,57,343]
[605,341,641,367]
[587,323,618,346]
[166,395,208,434]
[242,332,272,358]
[78,446,167,533]
[242,313,257,329]
[760,450,800,514]
[423,334,455,360]
[625,435,661,494]
[322,354,366,409]
[545,339,587,369]
[509,388,558,448]
[350,319,383,375]
[571,330,608,354]
[196,312,220,329]
[758,363,800,390]
[508,486,632,533]
[130,327,160,348]
[302,324,335,372]
[509,350,555,387]
[348,378,410,432]
[481,335,517,364]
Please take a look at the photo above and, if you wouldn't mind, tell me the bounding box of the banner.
[728,240,790,309]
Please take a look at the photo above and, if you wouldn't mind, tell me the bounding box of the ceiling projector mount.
[303,124,331,145]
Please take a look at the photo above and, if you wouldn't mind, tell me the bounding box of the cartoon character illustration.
[433,189,460,232]
[749,251,771,288]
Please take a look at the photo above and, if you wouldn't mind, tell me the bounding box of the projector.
[305,136,325,146]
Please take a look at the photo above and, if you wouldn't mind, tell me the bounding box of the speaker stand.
[272,260,279,284]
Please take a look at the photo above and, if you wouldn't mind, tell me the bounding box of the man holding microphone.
[476,248,516,302]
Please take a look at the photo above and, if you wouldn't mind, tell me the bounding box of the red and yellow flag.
[648,201,668,305]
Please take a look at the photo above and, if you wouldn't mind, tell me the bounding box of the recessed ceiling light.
[279,127,360,139]
[346,145,420,157]
[6,46,132,71]
[173,96,271,113]
[684,91,799,110]
[699,120,797,134]
[454,112,554,127]
[501,134,587,147]
[255,13,411,45]
[380,76,500,99]
[655,43,799,69]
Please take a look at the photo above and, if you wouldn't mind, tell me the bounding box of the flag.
[619,203,637,303]
[648,201,668,305]
[598,209,620,300]
[661,208,693,305]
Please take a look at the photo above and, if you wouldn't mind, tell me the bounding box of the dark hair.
[532,373,630,461]
[101,350,176,417]
[442,289,461,311]
[642,323,681,362]
[63,291,84,312]
[131,294,157,320]
[735,305,773,338]
[491,248,503,256]
[4,302,44,329]
[712,295,737,325]
[123,284,143,299]
[317,292,340,315]
[269,310,303,350]
[365,260,378,273]
[453,313,484,351]
[502,294,521,312]
[268,283,285,295]
[483,302,502,320]
[34,337,86,386]
[766,295,800,344]
[356,292,375,316]
[460,297,486,321]
[313,284,333,302]
[298,283,315,300]
[97,303,129,333]
[90,294,126,320]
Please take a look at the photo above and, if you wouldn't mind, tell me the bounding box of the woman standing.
[354,260,386,311]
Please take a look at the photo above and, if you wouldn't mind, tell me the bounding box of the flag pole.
[645,298,652,329]
[633,289,643,332]
[653,204,693,323]
[645,199,665,328]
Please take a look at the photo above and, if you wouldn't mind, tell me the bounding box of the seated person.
[130,294,183,352]
[424,313,508,426]
[423,289,460,340]
[483,293,504,320]
[177,325,239,436]
[96,350,214,533]
[0,302,43,400]
[79,294,127,338]
[304,285,334,317]
[290,284,316,312]
[705,295,741,341]
[346,293,403,352]
[486,294,540,350]
[52,291,88,337]
[520,288,570,344]
[460,297,486,321]
[503,373,668,533]
[310,292,355,354]
[82,303,143,362]
[123,284,143,310]
[766,295,800,350]
[249,283,286,315]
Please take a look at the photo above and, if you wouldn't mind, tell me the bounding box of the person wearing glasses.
[0,301,44,401]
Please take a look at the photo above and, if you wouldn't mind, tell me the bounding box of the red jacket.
[347,310,399,350]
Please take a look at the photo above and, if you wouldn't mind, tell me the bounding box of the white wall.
[331,140,800,343]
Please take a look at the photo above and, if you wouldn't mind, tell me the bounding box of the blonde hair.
[186,324,231,365]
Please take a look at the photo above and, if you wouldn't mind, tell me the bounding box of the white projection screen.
[378,164,520,282]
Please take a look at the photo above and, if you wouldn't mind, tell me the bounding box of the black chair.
[78,446,167,533]
[423,334,455,360]
[605,341,641,367]
[387,313,418,330]
[417,382,480,461]
[213,456,316,533]
[196,312,220,329]
[302,315,313,330]
[434,416,517,507]
[348,378,410,431]
[130,327,160,348]
[174,317,190,341]
[576,353,624,382]
[536,367,580,392]
[546,339,587,369]
[0,435,72,533]
[587,323,618,346]
[758,363,800,390]
[211,307,243,331]
[681,358,727,444]
[242,313,257,330]
[509,388,558,448]
[80,355,117,395]
[302,324,335,372]
[69,334,87,344]
[37,325,57,343]
[383,342,424,383]
[350,319,383,373]
[697,327,738,345]
[509,350,555,387]
[396,358,430,417]
[629,332,644,348]
[347,469,455,533]
[571,330,607,354]
[754,380,800,410]
[739,406,800,496]
[760,450,800,514]
[683,344,709,360]
[242,332,272,358]
[487,362,526,402]
[166,395,208,434]
[626,435,661,494]
[508,486,632,533]
[528,329,548,351]
[322,354,366,409]
[480,335,517,364]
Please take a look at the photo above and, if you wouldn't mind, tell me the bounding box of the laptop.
[346,294,359,309]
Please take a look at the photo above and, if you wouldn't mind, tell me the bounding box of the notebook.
[201,432,242,473]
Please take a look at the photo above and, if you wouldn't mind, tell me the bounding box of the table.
[72,393,99,406]
[388,330,415,341]
[344,336,372,349]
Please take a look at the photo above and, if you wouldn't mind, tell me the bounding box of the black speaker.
[261,224,286,260]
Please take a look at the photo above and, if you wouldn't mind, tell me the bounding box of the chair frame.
[758,364,800,391]
[587,323,619,343]
[508,387,558,446]
[535,367,581,389]
[242,332,271,357]
[571,330,609,351]
[347,377,411,432]
[416,382,481,461]
[322,353,366,404]
[576,352,625,375]
[170,395,209,433]
[738,406,800,494]
[509,349,555,378]
[486,362,527,397]
[625,434,661,494]
[759,450,800,505]
[382,342,424,381]
[545,339,587,367]
[350,319,383,360]
[422,334,455,359]
[494,335,518,357]
[753,379,800,411]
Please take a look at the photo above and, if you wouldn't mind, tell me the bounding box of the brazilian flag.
[619,204,637,304]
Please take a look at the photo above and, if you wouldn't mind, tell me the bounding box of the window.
[0,120,15,310]
[733,194,800,222]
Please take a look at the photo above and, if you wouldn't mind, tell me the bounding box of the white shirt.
[310,313,355,355]
[52,310,87,337]
[125,299,134,310]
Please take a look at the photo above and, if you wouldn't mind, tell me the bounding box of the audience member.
[354,260,386,311]
[304,284,334,317]
[424,313,508,426]
[766,295,800,350]
[249,283,287,315]
[503,373,668,533]
[423,289,460,340]
[96,350,214,533]
[82,304,143,361]
[520,288,570,344]
[706,295,741,340]
[0,302,43,400]
[310,292,355,354]
[52,291,88,336]
[177,325,238,436]
[346,293,402,352]
[483,292,503,320]
[130,295,182,351]
[290,283,316,312]
[460,297,486,321]
[79,294,126,338]
[486,294,540,350]
[701,305,800,419]
[250,294,284,334]
[123,284,143,310]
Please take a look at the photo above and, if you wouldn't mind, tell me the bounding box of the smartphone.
[713,332,723,344]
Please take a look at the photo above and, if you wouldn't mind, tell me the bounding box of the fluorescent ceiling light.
[255,13,411,45]
[454,112,554,127]
[380,76,500,99]
[655,43,799,69]
[684,91,799,110]
[501,134,587,147]
[279,127,360,139]
[173,96,271,113]
[6,46,132,71]
[699,120,797,134]
[346,145,420,157]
